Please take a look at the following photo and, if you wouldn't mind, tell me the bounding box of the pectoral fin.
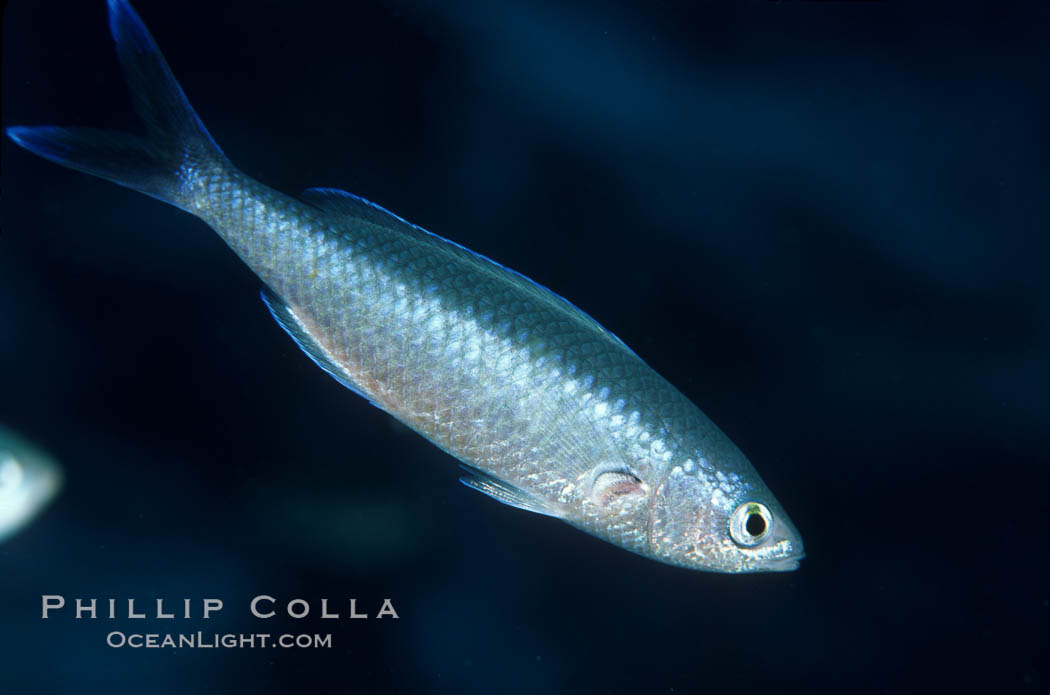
[458,466,565,519]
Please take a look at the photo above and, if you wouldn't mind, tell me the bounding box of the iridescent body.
[7,0,803,571]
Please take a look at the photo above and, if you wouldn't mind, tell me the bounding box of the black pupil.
[745,512,767,537]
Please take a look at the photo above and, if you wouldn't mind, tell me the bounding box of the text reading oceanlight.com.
[106,632,332,649]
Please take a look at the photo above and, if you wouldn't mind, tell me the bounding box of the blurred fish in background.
[0,426,62,542]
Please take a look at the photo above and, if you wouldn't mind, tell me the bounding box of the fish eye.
[729,502,772,547]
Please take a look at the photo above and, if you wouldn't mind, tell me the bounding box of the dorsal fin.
[300,187,640,359]
[260,286,378,406]
[300,187,425,233]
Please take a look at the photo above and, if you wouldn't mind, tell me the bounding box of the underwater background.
[2,0,1048,692]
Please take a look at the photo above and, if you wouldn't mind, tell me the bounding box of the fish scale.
[6,0,804,572]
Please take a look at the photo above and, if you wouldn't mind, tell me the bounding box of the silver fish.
[0,426,63,542]
[7,0,803,572]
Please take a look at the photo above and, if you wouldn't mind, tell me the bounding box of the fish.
[6,0,803,572]
[0,426,63,542]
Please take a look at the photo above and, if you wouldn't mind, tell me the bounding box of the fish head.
[646,456,804,573]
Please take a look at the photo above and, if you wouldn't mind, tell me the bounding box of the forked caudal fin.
[6,0,225,210]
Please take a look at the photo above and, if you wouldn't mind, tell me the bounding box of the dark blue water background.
[2,0,1048,692]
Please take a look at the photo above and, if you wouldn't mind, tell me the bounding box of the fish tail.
[6,0,225,210]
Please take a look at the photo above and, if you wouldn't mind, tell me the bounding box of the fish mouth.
[750,536,805,572]
[756,553,805,572]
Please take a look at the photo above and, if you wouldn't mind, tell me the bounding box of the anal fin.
[260,287,376,405]
[458,465,564,519]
